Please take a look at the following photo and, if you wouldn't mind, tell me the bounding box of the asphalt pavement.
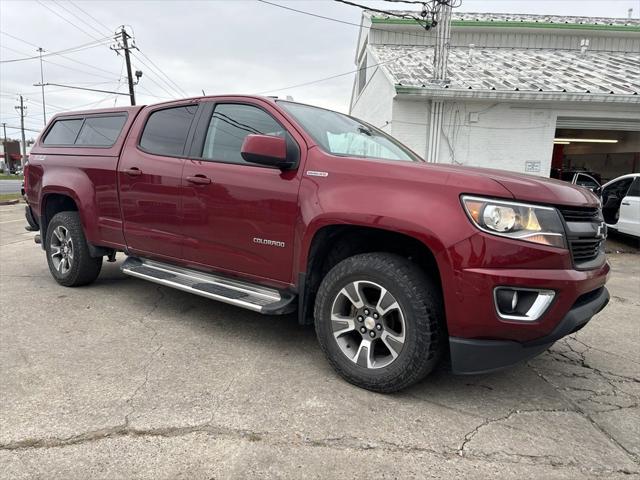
[0,202,638,479]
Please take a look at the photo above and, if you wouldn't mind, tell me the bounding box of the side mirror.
[594,186,602,197]
[241,134,293,169]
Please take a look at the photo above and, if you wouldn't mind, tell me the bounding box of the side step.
[121,257,296,314]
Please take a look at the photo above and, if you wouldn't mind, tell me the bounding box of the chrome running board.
[121,257,295,314]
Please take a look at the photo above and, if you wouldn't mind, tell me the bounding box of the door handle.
[621,202,631,206]
[186,175,211,185]
[124,167,142,177]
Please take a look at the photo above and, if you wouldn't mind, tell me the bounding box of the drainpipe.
[426,3,452,163]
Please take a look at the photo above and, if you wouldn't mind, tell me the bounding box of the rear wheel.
[314,253,445,393]
[45,211,102,287]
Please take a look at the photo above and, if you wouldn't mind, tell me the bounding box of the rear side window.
[43,115,127,147]
[43,119,84,145]
[139,105,198,156]
[75,116,127,146]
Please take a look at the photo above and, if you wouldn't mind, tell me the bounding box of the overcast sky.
[1,0,638,138]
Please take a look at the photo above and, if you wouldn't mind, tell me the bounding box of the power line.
[1,124,41,133]
[129,51,182,98]
[129,50,185,97]
[35,0,106,42]
[256,0,438,40]
[51,0,108,39]
[34,82,131,97]
[335,0,421,20]
[0,37,112,63]
[0,31,40,49]
[1,43,119,80]
[1,31,120,77]
[137,49,188,97]
[255,48,422,95]
[136,84,174,100]
[381,0,428,4]
[68,0,113,36]
[43,59,122,81]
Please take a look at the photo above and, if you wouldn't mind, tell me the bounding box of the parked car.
[551,169,601,192]
[600,173,640,239]
[24,96,610,392]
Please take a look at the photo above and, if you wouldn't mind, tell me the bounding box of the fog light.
[496,289,519,314]
[493,287,555,321]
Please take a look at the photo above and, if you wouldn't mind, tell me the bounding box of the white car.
[600,173,640,238]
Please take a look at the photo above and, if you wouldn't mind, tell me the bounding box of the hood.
[423,164,600,208]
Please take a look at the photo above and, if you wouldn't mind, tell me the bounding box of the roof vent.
[580,38,590,55]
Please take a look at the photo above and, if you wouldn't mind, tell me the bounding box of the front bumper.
[449,286,609,374]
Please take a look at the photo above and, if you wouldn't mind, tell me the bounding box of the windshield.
[278,101,421,162]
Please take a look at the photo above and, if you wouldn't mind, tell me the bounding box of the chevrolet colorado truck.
[24,95,610,392]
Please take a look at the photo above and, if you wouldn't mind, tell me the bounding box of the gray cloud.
[1,0,637,137]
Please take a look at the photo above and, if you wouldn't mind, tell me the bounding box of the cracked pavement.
[1,203,639,479]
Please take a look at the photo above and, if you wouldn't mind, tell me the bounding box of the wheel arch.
[297,222,445,325]
[39,168,101,248]
[40,191,79,246]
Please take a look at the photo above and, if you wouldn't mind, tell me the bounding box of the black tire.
[45,211,102,287]
[314,253,445,393]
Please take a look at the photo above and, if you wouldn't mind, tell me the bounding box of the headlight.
[461,196,566,249]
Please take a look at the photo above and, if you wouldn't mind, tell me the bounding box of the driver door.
[601,177,634,227]
[617,177,640,237]
[180,100,305,285]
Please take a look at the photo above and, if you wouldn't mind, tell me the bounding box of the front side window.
[278,101,420,162]
[43,119,84,145]
[625,177,640,197]
[75,115,127,146]
[139,105,197,156]
[603,178,633,199]
[201,104,285,164]
[575,174,599,189]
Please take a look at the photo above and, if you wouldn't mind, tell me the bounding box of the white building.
[349,12,640,181]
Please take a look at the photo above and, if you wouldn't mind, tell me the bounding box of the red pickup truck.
[24,95,610,392]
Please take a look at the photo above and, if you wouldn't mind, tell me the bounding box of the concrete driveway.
[1,202,638,479]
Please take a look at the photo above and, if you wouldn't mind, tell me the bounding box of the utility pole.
[37,47,47,125]
[115,26,136,106]
[426,2,453,163]
[14,96,27,169]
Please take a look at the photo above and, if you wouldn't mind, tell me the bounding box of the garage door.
[556,117,640,131]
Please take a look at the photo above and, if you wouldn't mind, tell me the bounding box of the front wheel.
[314,253,445,393]
[45,211,102,287]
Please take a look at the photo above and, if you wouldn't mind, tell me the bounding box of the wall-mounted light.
[553,138,618,144]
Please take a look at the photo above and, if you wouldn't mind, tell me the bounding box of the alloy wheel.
[50,225,74,275]
[330,280,406,369]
